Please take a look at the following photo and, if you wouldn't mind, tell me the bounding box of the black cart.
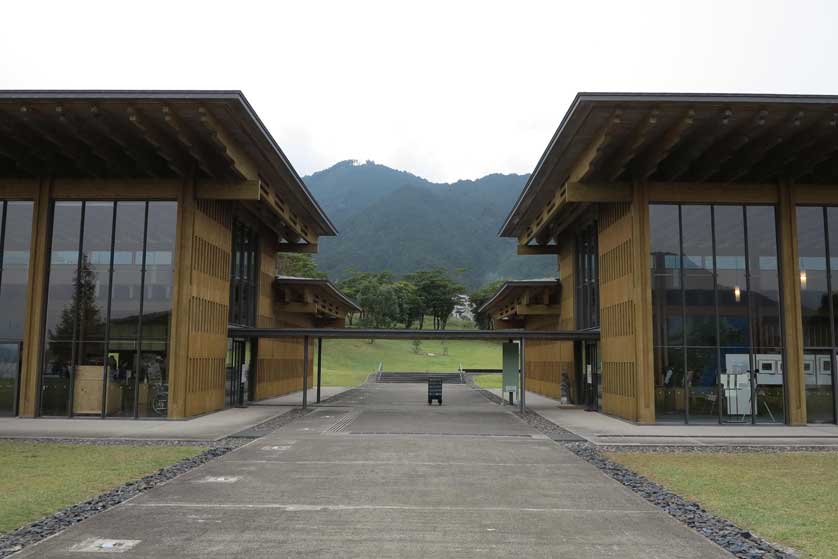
[428,377,443,405]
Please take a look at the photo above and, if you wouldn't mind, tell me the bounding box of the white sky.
[1,0,837,183]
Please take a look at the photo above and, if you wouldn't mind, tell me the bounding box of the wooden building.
[0,90,347,419]
[502,92,838,425]
[477,279,579,402]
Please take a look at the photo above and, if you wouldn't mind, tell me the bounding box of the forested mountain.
[304,160,556,290]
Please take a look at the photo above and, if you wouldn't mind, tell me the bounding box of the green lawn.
[318,338,501,387]
[472,373,502,389]
[607,451,838,558]
[0,441,202,534]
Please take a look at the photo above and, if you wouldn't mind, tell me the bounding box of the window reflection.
[39,200,176,418]
[650,203,784,424]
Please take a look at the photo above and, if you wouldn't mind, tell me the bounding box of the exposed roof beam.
[277,242,318,253]
[88,105,165,178]
[690,110,768,182]
[197,106,255,180]
[660,109,733,181]
[628,110,695,180]
[517,244,560,255]
[566,110,622,183]
[721,111,803,182]
[598,109,659,182]
[127,106,193,177]
[752,114,838,182]
[161,105,230,178]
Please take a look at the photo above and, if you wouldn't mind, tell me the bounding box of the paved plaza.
[12,382,731,558]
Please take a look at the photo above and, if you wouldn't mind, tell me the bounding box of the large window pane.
[108,202,146,338]
[654,346,685,422]
[686,347,719,423]
[804,350,835,423]
[753,348,784,424]
[650,205,683,347]
[78,202,113,342]
[715,205,750,347]
[747,207,782,348]
[104,340,137,417]
[682,206,716,346]
[137,340,168,417]
[797,207,830,347]
[0,202,34,339]
[829,207,838,347]
[142,202,176,341]
[0,343,20,416]
[44,202,83,341]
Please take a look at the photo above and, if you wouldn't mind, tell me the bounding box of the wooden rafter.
[566,110,622,183]
[55,105,145,177]
[598,109,659,182]
[127,106,193,177]
[628,110,695,180]
[658,109,733,181]
[197,107,254,180]
[161,105,230,178]
[88,105,166,178]
[752,114,838,182]
[720,111,802,182]
[690,110,768,182]
[785,119,838,181]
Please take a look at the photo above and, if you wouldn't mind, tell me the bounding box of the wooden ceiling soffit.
[257,180,317,245]
[161,105,231,178]
[567,109,622,183]
[197,106,253,180]
[277,242,318,253]
[658,108,734,181]
[721,111,802,182]
[598,109,659,182]
[752,114,838,182]
[195,179,261,200]
[689,110,769,182]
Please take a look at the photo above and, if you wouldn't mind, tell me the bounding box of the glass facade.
[229,220,258,327]
[0,201,34,416]
[797,206,838,423]
[651,204,784,424]
[40,201,176,418]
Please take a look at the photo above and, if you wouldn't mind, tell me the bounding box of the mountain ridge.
[303,160,555,289]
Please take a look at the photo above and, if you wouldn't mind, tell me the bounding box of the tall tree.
[469,279,506,329]
[276,253,327,279]
[404,268,464,330]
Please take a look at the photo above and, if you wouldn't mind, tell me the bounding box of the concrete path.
[13,383,730,558]
[0,387,352,441]
[492,388,838,446]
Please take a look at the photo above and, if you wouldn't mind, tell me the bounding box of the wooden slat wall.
[522,236,576,403]
[182,199,233,416]
[253,234,314,401]
[597,201,639,420]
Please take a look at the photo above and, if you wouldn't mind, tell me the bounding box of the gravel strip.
[486,391,798,559]
[564,442,795,558]
[595,444,838,454]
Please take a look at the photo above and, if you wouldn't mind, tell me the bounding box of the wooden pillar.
[166,176,197,418]
[18,177,51,417]
[778,182,807,425]
[632,182,655,423]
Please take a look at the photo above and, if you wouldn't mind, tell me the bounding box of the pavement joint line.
[219,460,584,466]
[126,503,656,514]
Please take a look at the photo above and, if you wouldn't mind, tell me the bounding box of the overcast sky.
[2,0,836,183]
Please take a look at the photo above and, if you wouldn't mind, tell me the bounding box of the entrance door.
[0,343,21,416]
[225,339,250,408]
[582,341,600,411]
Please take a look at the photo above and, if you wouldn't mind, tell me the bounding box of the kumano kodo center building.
[0,91,358,420]
[496,92,838,425]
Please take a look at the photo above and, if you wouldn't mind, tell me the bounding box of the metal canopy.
[227,326,599,341]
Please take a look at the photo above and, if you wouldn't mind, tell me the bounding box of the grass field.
[319,337,502,387]
[607,451,838,558]
[472,373,502,389]
[0,441,202,534]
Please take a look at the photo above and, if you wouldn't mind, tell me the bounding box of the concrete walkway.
[492,389,838,446]
[14,383,730,558]
[0,387,351,441]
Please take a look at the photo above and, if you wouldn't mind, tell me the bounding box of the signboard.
[502,342,519,393]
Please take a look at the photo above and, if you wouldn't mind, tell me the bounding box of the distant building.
[452,294,473,321]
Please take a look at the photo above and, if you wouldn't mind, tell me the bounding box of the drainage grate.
[324,411,359,433]
[70,538,141,553]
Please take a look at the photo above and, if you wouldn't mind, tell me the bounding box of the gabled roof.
[0,90,336,237]
[502,92,838,238]
[476,278,560,316]
[275,275,361,313]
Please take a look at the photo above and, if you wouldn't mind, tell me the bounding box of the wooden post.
[166,175,196,418]
[316,337,322,403]
[18,177,51,417]
[632,182,656,423]
[778,182,807,425]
